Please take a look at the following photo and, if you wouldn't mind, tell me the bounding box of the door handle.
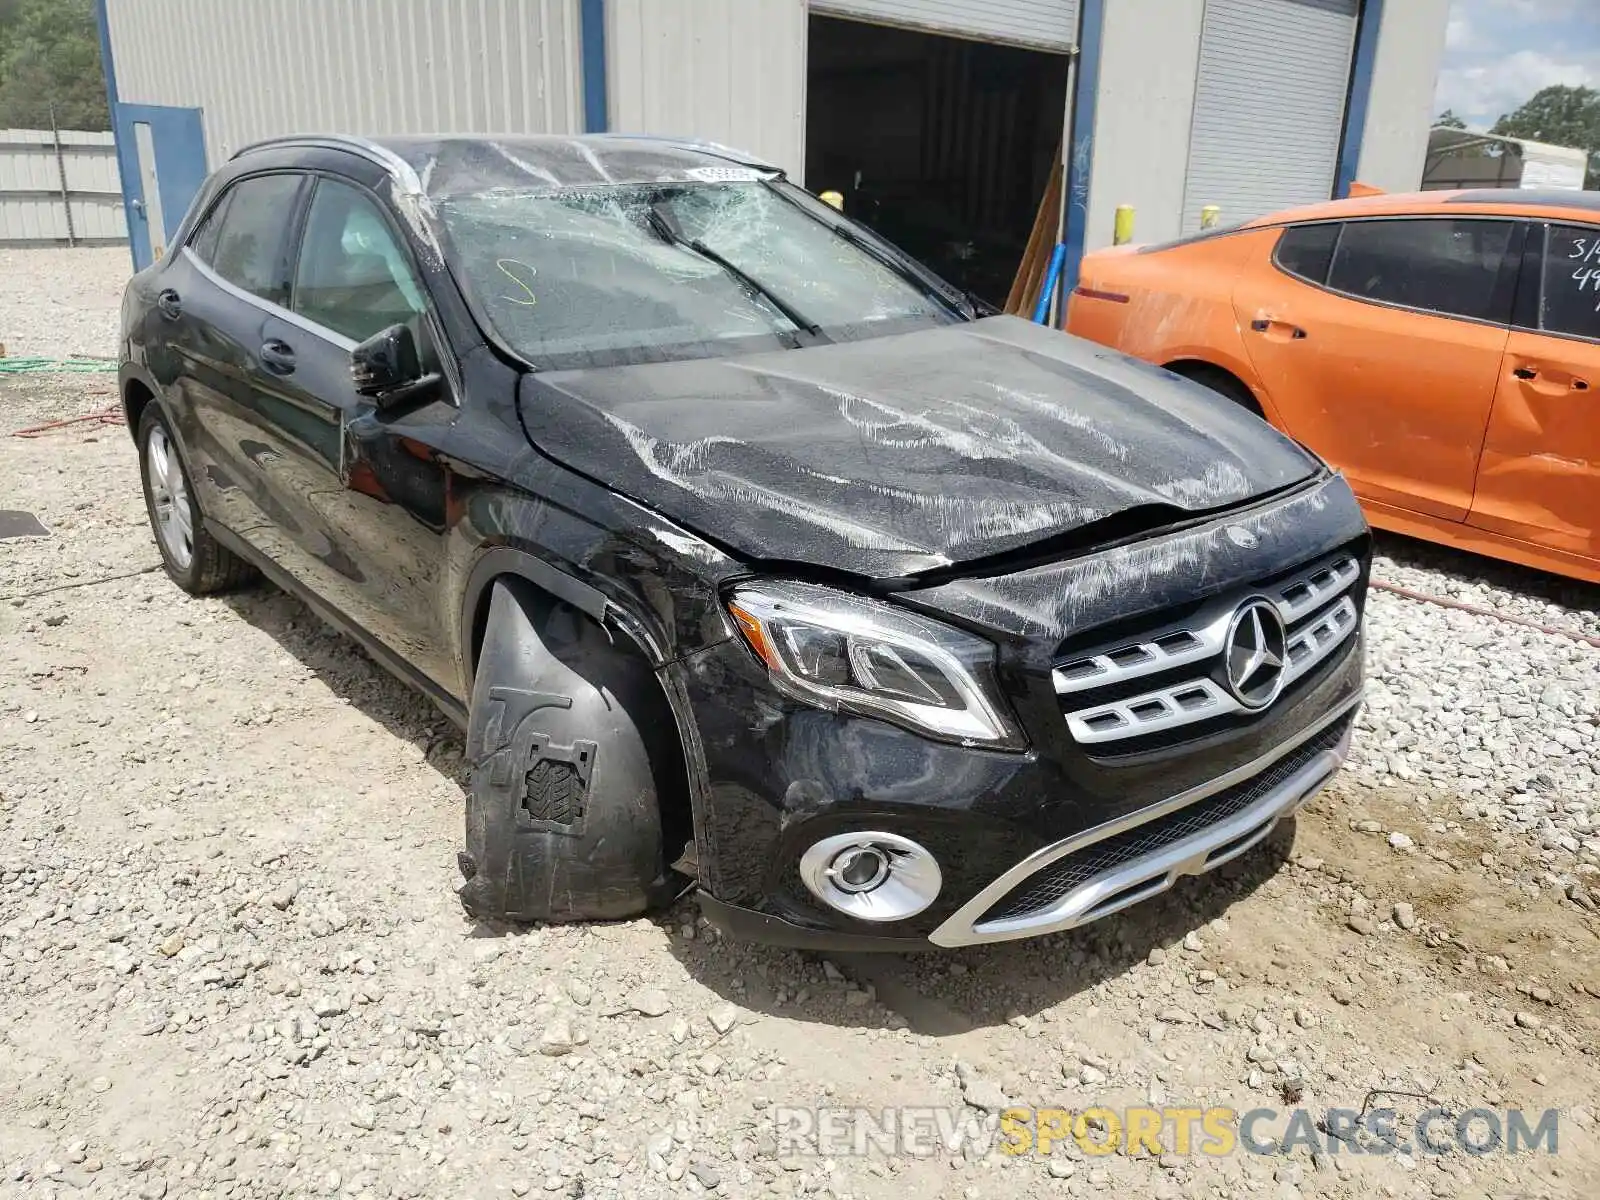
[1250,318,1307,341]
[1573,378,1590,392]
[259,339,297,375]
[1513,367,1538,381]
[156,288,182,320]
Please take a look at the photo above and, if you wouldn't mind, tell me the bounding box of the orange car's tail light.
[1073,286,1130,304]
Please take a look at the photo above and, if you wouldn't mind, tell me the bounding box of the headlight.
[725,581,1027,750]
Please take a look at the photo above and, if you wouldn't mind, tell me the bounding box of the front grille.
[1054,553,1362,747]
[980,715,1351,924]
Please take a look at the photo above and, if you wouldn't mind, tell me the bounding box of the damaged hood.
[517,316,1319,578]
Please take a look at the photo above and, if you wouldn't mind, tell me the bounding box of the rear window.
[1327,218,1515,323]
[1273,223,1340,285]
[1540,224,1600,341]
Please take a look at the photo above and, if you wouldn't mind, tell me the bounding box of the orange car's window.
[1327,218,1515,323]
[1540,224,1600,341]
[1274,223,1340,285]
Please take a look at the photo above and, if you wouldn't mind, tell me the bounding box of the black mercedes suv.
[119,134,1368,950]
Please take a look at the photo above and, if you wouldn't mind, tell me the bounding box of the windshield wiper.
[646,204,825,339]
[824,220,977,321]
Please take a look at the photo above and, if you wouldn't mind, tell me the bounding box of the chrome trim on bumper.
[928,692,1361,948]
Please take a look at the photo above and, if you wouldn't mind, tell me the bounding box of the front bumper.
[682,622,1363,949]
[927,695,1353,946]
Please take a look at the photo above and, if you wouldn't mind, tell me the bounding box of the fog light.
[798,832,942,922]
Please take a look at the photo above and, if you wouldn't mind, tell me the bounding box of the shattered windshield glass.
[437,180,961,369]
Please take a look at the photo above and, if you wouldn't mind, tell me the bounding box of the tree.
[0,0,108,131]
[1492,84,1600,189]
[1435,109,1468,130]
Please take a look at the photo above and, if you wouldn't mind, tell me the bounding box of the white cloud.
[1445,14,1478,52]
[1436,0,1600,125]
[1436,50,1599,127]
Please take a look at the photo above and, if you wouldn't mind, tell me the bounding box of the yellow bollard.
[1113,205,1135,246]
[1200,205,1221,230]
[819,190,844,211]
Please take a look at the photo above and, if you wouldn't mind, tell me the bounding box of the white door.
[1181,0,1360,234]
[811,0,1081,51]
[132,121,169,261]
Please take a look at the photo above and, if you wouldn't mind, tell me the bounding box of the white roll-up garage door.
[1181,0,1359,234]
[810,0,1080,53]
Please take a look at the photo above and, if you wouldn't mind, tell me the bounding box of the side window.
[187,191,232,265]
[292,178,425,344]
[1274,223,1340,285]
[1539,224,1600,341]
[1327,218,1515,322]
[209,174,304,306]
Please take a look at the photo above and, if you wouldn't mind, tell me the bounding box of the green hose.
[0,356,117,375]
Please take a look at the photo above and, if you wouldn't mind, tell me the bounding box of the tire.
[137,403,256,595]
[1172,364,1264,418]
[457,576,680,924]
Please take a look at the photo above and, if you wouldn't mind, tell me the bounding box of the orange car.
[1067,190,1600,585]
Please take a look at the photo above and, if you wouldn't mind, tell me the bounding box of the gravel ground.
[1,255,1598,1199]
[0,247,129,360]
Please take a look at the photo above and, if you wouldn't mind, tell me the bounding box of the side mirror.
[350,323,440,408]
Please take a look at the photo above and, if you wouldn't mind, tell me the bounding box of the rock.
[1514,1011,1542,1030]
[708,1003,739,1035]
[963,1077,1008,1112]
[312,995,348,1018]
[1388,832,1414,851]
[564,978,593,1007]
[137,1179,167,1199]
[688,1161,721,1189]
[156,934,184,957]
[1347,915,1376,936]
[1392,902,1417,931]
[1293,1008,1317,1029]
[629,988,671,1017]
[1077,1063,1107,1086]
[1146,947,1167,966]
[1182,932,1204,952]
[540,1019,579,1056]
[1155,1007,1193,1024]
[1048,1158,1076,1178]
[267,882,299,910]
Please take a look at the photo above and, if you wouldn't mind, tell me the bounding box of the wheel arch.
[120,367,161,442]
[1162,358,1271,421]
[457,548,703,871]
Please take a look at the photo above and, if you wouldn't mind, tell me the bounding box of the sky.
[1435,0,1600,129]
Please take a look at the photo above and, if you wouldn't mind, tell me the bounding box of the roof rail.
[231,134,425,194]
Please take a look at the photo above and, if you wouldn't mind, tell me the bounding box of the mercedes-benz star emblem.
[1225,525,1259,549]
[1223,599,1288,710]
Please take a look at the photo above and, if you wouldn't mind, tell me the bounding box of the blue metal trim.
[580,0,609,133]
[1059,0,1106,315]
[1335,0,1384,198]
[93,0,138,270]
[1033,245,1067,323]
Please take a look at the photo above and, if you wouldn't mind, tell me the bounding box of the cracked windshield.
[438,181,960,367]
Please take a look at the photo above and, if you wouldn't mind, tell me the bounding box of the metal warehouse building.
[95,0,1449,302]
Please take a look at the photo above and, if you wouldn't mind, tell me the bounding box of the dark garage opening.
[805,14,1070,308]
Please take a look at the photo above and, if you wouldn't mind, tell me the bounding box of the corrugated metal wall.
[105,0,586,165]
[607,0,808,180]
[1181,0,1359,234]
[0,129,126,244]
[812,0,1079,51]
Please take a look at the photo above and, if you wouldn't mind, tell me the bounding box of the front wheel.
[137,404,255,594]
